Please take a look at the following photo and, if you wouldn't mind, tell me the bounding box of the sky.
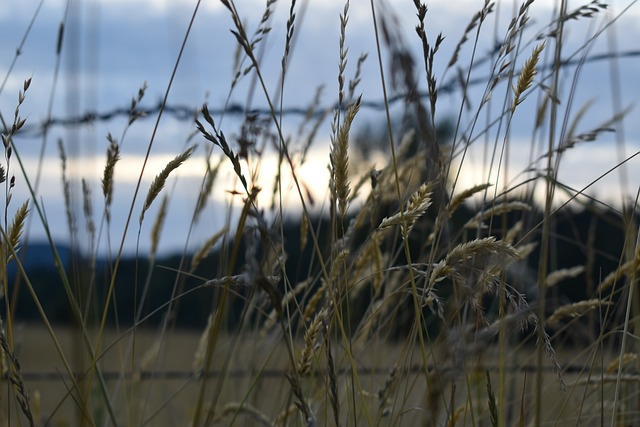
[1,0,639,256]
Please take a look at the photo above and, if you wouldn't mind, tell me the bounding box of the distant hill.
[9,242,72,273]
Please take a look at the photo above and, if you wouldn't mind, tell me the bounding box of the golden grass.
[0,0,637,426]
[139,145,195,225]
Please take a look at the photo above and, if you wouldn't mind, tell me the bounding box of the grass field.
[12,326,614,426]
[11,325,633,426]
[3,0,640,426]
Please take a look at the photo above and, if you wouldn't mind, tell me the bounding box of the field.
[12,326,622,426]
[2,0,640,426]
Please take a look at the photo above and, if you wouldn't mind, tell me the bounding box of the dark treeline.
[7,199,634,343]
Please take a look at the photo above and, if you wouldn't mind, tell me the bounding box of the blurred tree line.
[6,113,636,347]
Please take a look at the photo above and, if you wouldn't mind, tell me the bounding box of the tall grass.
[1,0,639,426]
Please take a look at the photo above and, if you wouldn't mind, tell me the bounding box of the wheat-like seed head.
[596,250,640,293]
[7,199,29,259]
[464,201,532,229]
[298,309,324,376]
[377,363,398,414]
[194,157,221,223]
[303,279,327,323]
[379,182,433,236]
[504,220,524,244]
[429,237,519,289]
[261,279,310,335]
[57,138,76,236]
[149,195,168,260]
[546,299,608,326]
[0,329,35,426]
[606,353,639,373]
[352,232,386,297]
[101,135,120,221]
[511,42,545,112]
[448,183,492,217]
[330,96,361,218]
[190,227,229,272]
[140,145,195,225]
[545,265,585,288]
[193,312,214,372]
[299,212,309,251]
[81,179,96,251]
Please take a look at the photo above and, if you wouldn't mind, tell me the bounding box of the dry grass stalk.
[428,237,520,290]
[463,201,531,229]
[140,145,195,225]
[348,53,368,102]
[545,265,585,287]
[190,226,229,271]
[353,299,385,348]
[413,0,444,121]
[281,0,297,72]
[81,179,95,250]
[7,199,29,258]
[262,279,311,334]
[136,340,161,382]
[607,353,639,374]
[377,364,398,416]
[0,339,6,376]
[101,134,120,221]
[57,138,76,236]
[570,374,640,387]
[515,241,537,259]
[449,405,468,427]
[486,370,499,427]
[448,183,492,217]
[128,81,148,125]
[286,371,315,425]
[298,309,324,376]
[596,251,640,293]
[196,106,249,192]
[546,299,608,326]
[336,0,349,107]
[194,157,221,223]
[330,248,350,284]
[274,404,298,426]
[379,182,433,236]
[557,108,629,156]
[193,312,214,372]
[5,1,636,425]
[561,0,608,24]
[352,232,385,296]
[0,328,35,427]
[324,316,340,427]
[299,212,309,251]
[303,279,327,323]
[447,1,495,69]
[149,195,168,260]
[225,0,277,89]
[504,220,524,244]
[2,78,30,149]
[330,96,361,218]
[500,0,534,59]
[511,42,545,112]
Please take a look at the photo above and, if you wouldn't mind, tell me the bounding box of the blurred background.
[1,0,639,256]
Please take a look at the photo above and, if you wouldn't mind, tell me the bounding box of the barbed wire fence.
[18,49,640,139]
[11,362,608,382]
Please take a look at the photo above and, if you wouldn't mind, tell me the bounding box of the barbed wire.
[17,49,640,139]
[14,362,601,382]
